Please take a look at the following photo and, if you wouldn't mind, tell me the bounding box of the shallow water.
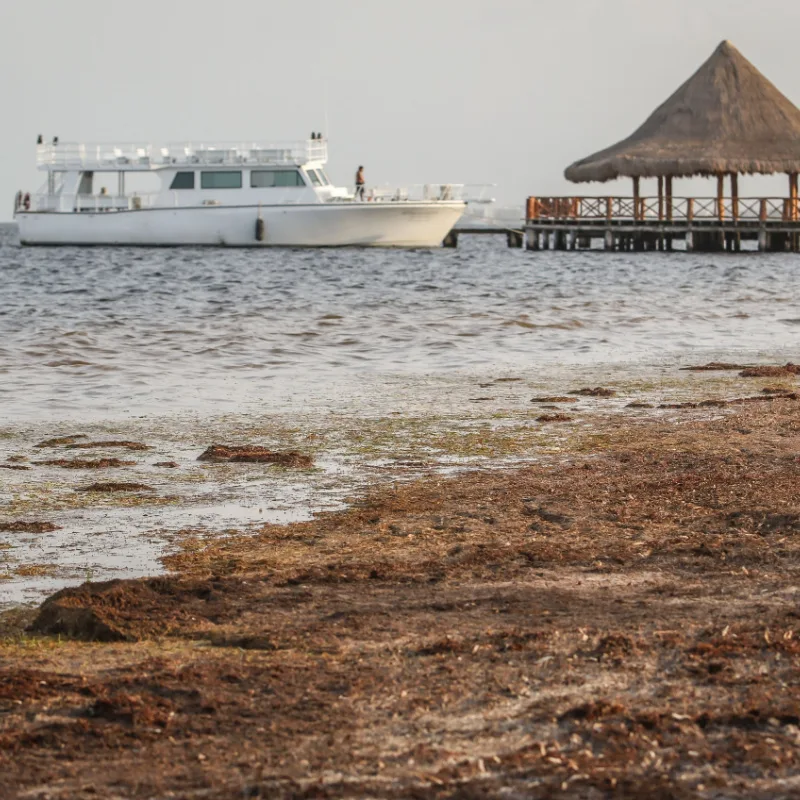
[1,223,798,422]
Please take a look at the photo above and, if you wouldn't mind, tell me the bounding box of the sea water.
[1,223,798,422]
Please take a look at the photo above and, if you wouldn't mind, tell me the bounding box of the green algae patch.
[2,487,180,516]
[12,563,60,578]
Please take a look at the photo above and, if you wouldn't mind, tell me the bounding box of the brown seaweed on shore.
[536,413,573,422]
[197,445,313,467]
[153,461,179,468]
[0,520,60,533]
[77,482,154,493]
[530,396,578,403]
[34,434,88,448]
[680,361,800,377]
[36,458,135,469]
[739,363,800,377]
[8,396,800,799]
[680,362,749,371]
[569,387,616,397]
[659,392,798,409]
[66,441,150,451]
[30,579,193,641]
[0,464,31,471]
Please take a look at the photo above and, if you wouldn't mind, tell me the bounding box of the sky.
[2,0,800,220]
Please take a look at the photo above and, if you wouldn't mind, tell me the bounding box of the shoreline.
[2,369,800,797]
[2,362,794,605]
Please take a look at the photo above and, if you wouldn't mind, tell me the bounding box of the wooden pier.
[524,195,800,252]
[444,226,524,249]
[548,41,800,255]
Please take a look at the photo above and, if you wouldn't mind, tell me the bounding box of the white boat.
[13,137,467,247]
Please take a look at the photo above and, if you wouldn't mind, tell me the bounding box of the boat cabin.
[30,138,350,213]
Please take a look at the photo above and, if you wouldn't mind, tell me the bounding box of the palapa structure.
[564,40,800,222]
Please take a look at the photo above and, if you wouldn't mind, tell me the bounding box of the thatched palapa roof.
[565,40,800,183]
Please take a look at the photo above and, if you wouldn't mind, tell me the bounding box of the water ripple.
[1,223,799,420]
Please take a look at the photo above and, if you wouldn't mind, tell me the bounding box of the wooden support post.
[606,197,613,222]
[790,173,799,221]
[760,198,768,223]
[632,177,640,221]
[657,176,664,221]
[526,197,537,221]
[686,231,694,252]
[717,174,725,221]
[526,229,539,251]
[758,228,768,252]
[604,230,614,251]
[568,230,577,250]
[665,176,673,222]
[506,231,523,248]
[731,173,739,222]
[686,197,694,224]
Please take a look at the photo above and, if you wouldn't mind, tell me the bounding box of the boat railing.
[29,189,318,212]
[31,193,158,212]
[350,184,490,203]
[36,143,156,170]
[24,182,492,213]
[36,139,328,170]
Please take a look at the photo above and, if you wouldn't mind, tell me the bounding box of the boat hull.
[15,202,466,247]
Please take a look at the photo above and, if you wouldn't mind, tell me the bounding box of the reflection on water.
[0,223,798,421]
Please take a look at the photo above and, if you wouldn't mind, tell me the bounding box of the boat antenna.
[323,76,330,140]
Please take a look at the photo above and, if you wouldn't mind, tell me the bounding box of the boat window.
[306,169,323,187]
[250,169,305,188]
[201,171,242,189]
[250,170,276,188]
[318,170,331,186]
[274,170,305,187]
[169,172,195,190]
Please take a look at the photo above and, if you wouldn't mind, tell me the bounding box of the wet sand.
[2,369,800,798]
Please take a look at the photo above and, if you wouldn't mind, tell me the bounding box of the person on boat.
[23,192,31,211]
[355,166,365,201]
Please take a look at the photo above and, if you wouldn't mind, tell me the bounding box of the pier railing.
[526,196,800,223]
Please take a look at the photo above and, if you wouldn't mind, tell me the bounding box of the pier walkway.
[524,195,800,252]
